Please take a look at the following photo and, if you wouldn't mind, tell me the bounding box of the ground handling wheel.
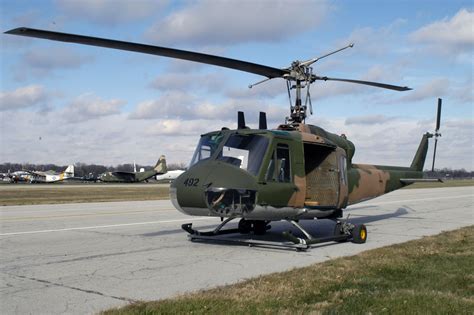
[351,224,367,244]
[238,219,252,234]
[253,220,268,235]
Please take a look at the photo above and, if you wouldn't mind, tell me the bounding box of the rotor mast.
[286,43,354,124]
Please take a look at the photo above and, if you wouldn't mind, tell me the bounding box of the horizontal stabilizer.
[400,178,443,184]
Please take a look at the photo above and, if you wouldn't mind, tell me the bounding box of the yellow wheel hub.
[360,229,366,240]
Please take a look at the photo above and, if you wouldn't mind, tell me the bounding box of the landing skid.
[181,217,366,251]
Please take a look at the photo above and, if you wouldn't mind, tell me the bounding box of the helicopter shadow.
[141,224,218,237]
[346,207,421,225]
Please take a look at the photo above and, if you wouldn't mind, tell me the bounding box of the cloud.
[61,93,125,122]
[146,0,330,45]
[129,92,197,120]
[345,115,396,125]
[451,77,474,104]
[2,105,472,170]
[13,47,93,80]
[24,48,90,69]
[398,78,449,102]
[410,9,474,56]
[129,90,288,123]
[149,73,227,92]
[225,78,287,99]
[0,85,49,111]
[146,119,225,136]
[55,0,166,26]
[338,19,406,56]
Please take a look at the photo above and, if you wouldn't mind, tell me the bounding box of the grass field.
[0,183,170,206]
[102,226,474,315]
[0,179,472,206]
[404,179,474,189]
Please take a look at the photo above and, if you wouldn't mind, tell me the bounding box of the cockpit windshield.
[217,134,269,176]
[190,133,224,167]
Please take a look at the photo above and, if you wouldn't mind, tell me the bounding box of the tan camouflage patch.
[288,175,306,207]
[348,164,391,204]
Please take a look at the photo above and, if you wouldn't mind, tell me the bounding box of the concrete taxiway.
[1,187,473,314]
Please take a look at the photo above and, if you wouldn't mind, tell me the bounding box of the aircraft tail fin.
[410,133,433,172]
[154,155,167,175]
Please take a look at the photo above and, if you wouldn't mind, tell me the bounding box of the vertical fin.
[410,133,433,171]
[154,155,167,174]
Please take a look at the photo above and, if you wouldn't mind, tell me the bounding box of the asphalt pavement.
[0,186,473,314]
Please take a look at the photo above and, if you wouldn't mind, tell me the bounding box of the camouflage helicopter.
[5,27,442,249]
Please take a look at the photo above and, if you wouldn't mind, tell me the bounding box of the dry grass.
[0,184,170,206]
[102,226,474,314]
[0,179,471,206]
[404,179,474,189]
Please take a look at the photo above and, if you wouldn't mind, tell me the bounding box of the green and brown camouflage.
[100,155,167,183]
[3,27,430,227]
[171,124,431,221]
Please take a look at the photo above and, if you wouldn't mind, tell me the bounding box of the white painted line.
[0,217,214,236]
[348,194,473,208]
[2,193,471,237]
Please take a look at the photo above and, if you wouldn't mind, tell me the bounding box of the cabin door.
[303,143,339,207]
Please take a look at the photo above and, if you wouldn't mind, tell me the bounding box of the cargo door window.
[277,144,291,182]
[265,143,291,182]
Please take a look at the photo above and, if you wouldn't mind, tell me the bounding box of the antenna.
[237,111,246,129]
[259,112,267,130]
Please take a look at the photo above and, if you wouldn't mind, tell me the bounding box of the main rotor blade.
[315,76,411,91]
[436,98,442,131]
[5,27,286,79]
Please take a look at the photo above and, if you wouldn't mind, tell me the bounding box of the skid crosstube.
[181,221,353,251]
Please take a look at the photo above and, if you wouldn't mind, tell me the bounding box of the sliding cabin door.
[303,143,340,208]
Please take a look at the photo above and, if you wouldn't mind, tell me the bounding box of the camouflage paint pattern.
[100,155,167,183]
[171,124,430,220]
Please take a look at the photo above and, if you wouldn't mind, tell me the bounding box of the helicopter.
[5,27,442,250]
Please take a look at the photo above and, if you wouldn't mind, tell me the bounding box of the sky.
[1,0,473,170]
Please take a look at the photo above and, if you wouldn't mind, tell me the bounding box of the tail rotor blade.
[431,98,443,172]
[436,98,442,131]
[432,138,438,172]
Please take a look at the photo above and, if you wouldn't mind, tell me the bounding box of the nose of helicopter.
[170,160,258,217]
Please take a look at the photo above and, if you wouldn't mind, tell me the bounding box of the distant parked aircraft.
[27,165,75,183]
[156,169,185,182]
[100,156,167,183]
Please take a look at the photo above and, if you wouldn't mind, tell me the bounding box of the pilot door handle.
[328,168,339,173]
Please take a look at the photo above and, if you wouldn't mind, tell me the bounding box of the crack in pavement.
[11,274,136,303]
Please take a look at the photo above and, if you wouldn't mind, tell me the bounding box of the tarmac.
[0,186,473,314]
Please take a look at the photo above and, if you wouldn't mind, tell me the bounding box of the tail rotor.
[431,98,442,172]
